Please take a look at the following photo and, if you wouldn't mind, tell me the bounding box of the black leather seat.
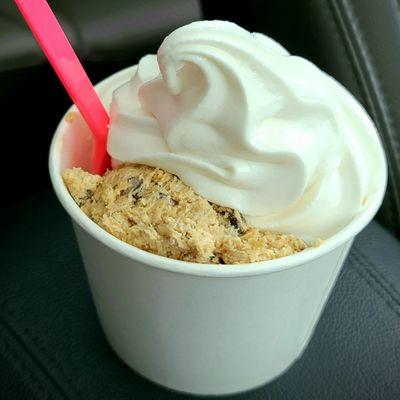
[1,1,399,399]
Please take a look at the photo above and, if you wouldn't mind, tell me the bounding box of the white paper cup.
[49,67,387,396]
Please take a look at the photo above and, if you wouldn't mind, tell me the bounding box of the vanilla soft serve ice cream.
[107,20,383,240]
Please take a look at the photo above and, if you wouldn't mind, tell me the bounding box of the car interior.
[1,1,399,399]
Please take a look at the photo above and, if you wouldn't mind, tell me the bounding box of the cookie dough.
[63,165,308,264]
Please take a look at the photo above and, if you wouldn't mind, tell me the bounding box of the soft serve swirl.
[108,20,382,240]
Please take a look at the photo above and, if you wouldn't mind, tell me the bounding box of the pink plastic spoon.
[15,0,111,175]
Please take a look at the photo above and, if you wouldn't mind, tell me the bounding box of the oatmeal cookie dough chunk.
[62,168,101,208]
[63,165,308,264]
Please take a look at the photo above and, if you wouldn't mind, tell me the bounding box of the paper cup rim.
[49,66,388,278]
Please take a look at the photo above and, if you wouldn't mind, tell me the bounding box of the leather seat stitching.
[391,0,400,27]
[0,301,83,400]
[323,0,368,106]
[338,0,400,163]
[349,259,400,320]
[351,246,400,305]
[0,313,68,400]
[0,339,55,400]
[348,252,400,318]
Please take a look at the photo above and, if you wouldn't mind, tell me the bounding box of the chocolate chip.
[78,189,93,206]
[209,252,226,265]
[215,206,246,234]
[228,215,239,230]
[128,177,143,191]
[157,192,178,205]
[131,192,142,202]
[120,177,144,201]
[209,253,219,263]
